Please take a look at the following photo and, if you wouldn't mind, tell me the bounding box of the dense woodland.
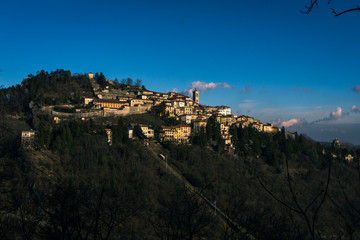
[1,70,360,239]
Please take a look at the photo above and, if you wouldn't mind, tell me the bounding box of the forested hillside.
[0,70,94,115]
[1,70,360,239]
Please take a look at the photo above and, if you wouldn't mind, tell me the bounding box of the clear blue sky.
[1,0,360,144]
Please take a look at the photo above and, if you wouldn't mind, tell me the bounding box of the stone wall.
[103,105,152,117]
[39,104,152,119]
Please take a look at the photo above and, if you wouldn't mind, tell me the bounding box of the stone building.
[160,124,191,144]
[21,130,36,148]
[193,88,199,104]
[94,99,128,109]
[192,119,207,134]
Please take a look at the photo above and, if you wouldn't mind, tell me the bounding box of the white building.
[180,115,192,124]
[84,97,94,105]
[216,106,231,115]
[345,154,354,162]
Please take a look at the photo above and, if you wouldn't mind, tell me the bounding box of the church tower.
[193,88,199,104]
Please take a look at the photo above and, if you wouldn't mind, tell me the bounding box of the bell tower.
[193,88,199,104]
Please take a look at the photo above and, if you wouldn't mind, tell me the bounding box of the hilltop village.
[5,70,360,240]
[24,72,281,152]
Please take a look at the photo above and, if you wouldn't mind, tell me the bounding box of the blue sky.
[1,0,360,144]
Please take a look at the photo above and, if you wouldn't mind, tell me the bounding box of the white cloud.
[270,118,307,128]
[223,83,232,88]
[311,106,349,124]
[279,118,307,128]
[182,81,234,96]
[329,107,344,119]
[270,118,282,126]
[270,107,349,129]
[352,105,360,113]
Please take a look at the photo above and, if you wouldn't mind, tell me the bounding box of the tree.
[112,117,129,144]
[154,102,166,117]
[126,78,133,86]
[258,157,332,240]
[193,127,207,147]
[134,79,142,87]
[302,0,360,17]
[134,125,146,140]
[97,72,107,88]
[198,126,207,147]
[151,184,215,240]
[36,119,52,149]
[206,116,217,141]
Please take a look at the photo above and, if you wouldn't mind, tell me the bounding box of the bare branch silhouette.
[302,0,360,17]
[258,157,331,240]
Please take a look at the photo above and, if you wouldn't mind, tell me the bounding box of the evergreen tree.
[97,72,107,88]
[113,117,129,144]
[36,120,52,149]
[65,123,73,144]
[195,126,207,147]
[206,116,215,141]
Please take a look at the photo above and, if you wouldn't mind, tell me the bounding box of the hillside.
[1,70,360,239]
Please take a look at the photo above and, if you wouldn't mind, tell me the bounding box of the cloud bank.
[311,107,348,123]
[271,118,307,128]
[182,81,233,96]
[279,118,307,128]
[273,106,352,129]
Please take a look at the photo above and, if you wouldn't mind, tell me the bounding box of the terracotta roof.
[193,119,207,122]
[168,96,189,101]
[94,99,127,103]
[161,124,190,129]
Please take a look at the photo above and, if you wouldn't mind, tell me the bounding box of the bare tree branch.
[301,0,319,15]
[285,158,316,240]
[331,7,360,17]
[257,177,302,214]
[311,159,331,238]
[258,157,332,240]
[302,0,360,17]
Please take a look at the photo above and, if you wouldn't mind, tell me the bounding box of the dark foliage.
[0,69,93,115]
[1,71,360,239]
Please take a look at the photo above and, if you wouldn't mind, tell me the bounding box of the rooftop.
[161,124,190,129]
